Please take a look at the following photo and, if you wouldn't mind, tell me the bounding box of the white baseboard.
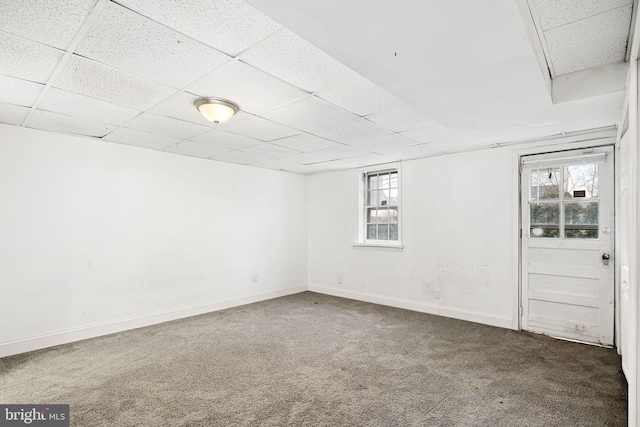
[309,285,513,329]
[0,286,307,358]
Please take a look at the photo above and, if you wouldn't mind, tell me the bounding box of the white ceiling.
[0,0,634,174]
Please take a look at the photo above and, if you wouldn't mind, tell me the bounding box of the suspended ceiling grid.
[0,0,634,174]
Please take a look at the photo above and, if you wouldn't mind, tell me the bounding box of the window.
[364,169,399,242]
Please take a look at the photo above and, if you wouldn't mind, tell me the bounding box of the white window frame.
[353,163,403,250]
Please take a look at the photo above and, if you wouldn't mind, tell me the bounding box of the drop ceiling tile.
[38,88,141,125]
[0,102,30,126]
[531,0,631,31]
[544,5,632,76]
[366,105,438,132]
[0,32,64,83]
[53,55,177,109]
[24,109,116,137]
[401,124,457,144]
[364,134,421,154]
[219,116,300,141]
[212,150,269,165]
[164,140,232,159]
[262,96,358,133]
[103,127,180,149]
[191,130,262,150]
[316,76,405,116]
[282,145,366,165]
[187,60,308,114]
[0,0,99,50]
[125,113,210,139]
[240,29,358,92]
[116,0,281,56]
[241,143,300,158]
[76,2,231,89]
[315,119,392,147]
[272,134,341,152]
[147,91,250,127]
[0,75,44,107]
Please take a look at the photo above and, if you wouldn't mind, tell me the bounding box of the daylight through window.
[365,170,399,241]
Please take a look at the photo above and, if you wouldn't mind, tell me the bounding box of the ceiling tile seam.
[70,2,240,93]
[524,0,557,78]
[108,0,279,59]
[20,0,111,127]
[540,2,635,32]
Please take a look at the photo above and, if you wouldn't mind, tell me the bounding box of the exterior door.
[521,146,614,346]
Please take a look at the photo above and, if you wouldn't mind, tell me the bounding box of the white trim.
[351,242,404,251]
[0,286,307,358]
[308,285,513,329]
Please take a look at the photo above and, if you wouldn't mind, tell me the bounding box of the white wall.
[307,147,516,328]
[0,124,307,357]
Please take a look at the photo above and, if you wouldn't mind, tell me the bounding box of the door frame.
[511,134,618,334]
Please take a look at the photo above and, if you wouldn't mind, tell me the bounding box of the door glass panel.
[530,202,559,238]
[531,167,561,200]
[564,164,598,198]
[564,201,598,239]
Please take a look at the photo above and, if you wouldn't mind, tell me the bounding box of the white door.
[521,146,615,346]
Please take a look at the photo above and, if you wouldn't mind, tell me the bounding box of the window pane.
[367,224,377,239]
[531,167,560,200]
[389,208,398,224]
[368,174,379,190]
[378,208,389,224]
[530,203,559,225]
[368,190,379,206]
[564,164,598,198]
[565,202,598,225]
[390,173,398,188]
[378,190,389,206]
[389,189,398,205]
[565,229,598,239]
[565,201,598,239]
[389,224,398,240]
[367,208,377,224]
[379,173,390,189]
[530,227,560,238]
[378,224,389,240]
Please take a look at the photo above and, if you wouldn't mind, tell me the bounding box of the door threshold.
[550,335,613,348]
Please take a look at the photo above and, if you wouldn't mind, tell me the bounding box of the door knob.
[602,252,610,266]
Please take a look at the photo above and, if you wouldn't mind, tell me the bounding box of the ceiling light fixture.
[194,97,239,124]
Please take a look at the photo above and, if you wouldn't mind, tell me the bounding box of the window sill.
[352,242,404,251]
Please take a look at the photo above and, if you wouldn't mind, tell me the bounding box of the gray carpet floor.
[0,292,627,426]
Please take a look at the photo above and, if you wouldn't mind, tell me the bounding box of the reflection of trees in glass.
[565,164,598,198]
[531,168,560,200]
[529,162,600,239]
[565,202,598,225]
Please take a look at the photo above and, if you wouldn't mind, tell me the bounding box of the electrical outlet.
[337,274,343,284]
[252,273,258,282]
[434,288,440,299]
